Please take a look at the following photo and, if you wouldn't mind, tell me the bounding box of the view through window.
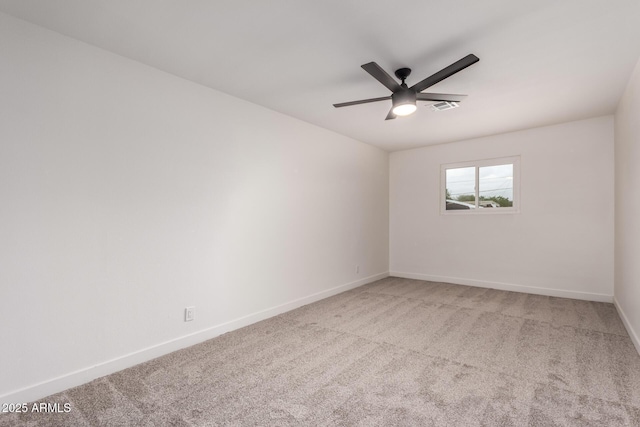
[443,157,519,212]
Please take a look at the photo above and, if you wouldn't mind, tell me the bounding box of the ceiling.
[2,0,640,152]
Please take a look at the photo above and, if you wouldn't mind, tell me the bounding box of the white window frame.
[440,156,520,215]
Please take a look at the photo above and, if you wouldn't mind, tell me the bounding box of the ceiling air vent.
[431,101,459,112]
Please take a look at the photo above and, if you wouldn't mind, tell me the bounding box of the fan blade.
[385,108,396,120]
[333,96,390,108]
[361,62,401,92]
[416,93,467,102]
[410,54,479,93]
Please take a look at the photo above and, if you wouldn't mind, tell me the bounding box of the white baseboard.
[0,271,389,406]
[389,271,613,303]
[613,297,640,356]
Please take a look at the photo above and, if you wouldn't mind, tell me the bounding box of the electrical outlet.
[185,306,195,322]
[356,265,360,274]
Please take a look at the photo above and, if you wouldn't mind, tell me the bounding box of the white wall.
[0,13,389,404]
[614,56,640,353]
[390,116,614,301]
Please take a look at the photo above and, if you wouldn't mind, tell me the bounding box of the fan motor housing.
[392,89,416,107]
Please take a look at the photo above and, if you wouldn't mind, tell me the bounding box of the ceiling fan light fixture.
[333,54,479,120]
[391,89,417,117]
[392,103,417,116]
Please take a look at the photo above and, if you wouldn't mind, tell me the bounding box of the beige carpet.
[3,277,640,426]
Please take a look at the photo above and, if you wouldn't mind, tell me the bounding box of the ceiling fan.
[333,54,479,120]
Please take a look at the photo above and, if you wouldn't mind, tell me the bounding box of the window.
[441,156,520,214]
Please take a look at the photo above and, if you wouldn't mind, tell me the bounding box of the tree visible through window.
[442,157,519,213]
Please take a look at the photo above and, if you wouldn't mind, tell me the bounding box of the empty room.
[2,1,640,426]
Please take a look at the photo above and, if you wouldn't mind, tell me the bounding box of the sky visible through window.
[446,164,513,203]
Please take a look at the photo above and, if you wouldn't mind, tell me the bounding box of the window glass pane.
[478,164,513,208]
[445,167,476,210]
